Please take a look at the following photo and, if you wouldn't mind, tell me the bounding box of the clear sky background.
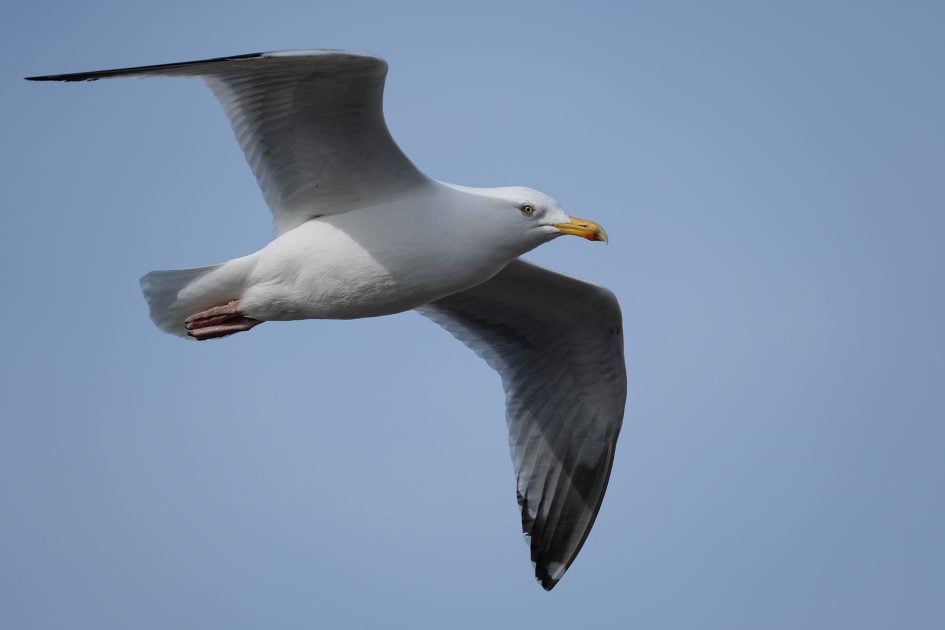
[2,1,943,628]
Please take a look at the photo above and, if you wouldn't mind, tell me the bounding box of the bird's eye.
[520,204,536,217]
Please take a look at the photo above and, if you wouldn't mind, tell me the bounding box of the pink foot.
[185,299,262,340]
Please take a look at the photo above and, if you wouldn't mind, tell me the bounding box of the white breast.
[238,186,512,322]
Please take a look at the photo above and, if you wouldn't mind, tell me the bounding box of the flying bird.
[27,50,627,590]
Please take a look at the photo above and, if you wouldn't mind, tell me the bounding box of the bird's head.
[475,186,608,255]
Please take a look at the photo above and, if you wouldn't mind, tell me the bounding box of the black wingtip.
[533,557,561,591]
[537,569,560,591]
[24,75,83,82]
[22,51,270,83]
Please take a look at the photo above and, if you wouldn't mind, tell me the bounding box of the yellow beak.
[553,215,608,242]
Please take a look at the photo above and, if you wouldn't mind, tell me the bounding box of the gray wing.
[27,50,428,233]
[417,259,626,590]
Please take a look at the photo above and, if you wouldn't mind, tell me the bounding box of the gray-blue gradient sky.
[3,1,943,628]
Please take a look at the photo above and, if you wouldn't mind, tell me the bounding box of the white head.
[467,185,608,257]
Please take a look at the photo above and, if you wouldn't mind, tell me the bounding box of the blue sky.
[2,1,943,628]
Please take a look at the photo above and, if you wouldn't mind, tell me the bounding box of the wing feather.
[27,50,428,232]
[417,259,626,589]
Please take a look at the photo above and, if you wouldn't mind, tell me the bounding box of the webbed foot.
[184,299,261,340]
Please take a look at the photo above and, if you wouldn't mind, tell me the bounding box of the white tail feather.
[139,256,256,338]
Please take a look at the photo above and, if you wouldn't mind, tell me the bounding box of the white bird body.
[158,182,564,335]
[245,183,557,319]
[28,50,626,591]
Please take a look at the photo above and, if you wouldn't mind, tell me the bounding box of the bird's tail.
[139,257,255,338]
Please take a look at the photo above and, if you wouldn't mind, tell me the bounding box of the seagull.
[27,50,627,590]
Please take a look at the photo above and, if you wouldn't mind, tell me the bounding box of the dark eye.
[520,203,536,217]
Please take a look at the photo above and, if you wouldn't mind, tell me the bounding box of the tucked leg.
[185,299,262,340]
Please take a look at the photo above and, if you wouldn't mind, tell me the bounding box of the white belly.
[237,207,507,322]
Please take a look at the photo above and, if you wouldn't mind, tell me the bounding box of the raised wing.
[417,259,626,590]
[27,50,429,233]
